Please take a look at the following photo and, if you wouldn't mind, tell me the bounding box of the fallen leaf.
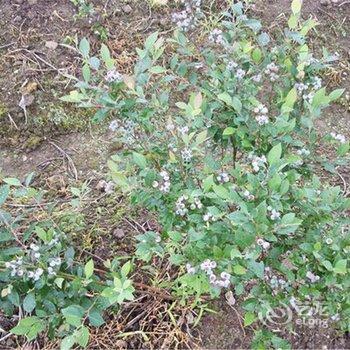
[19,94,35,109]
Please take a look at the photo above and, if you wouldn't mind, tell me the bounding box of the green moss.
[33,103,94,131]
[0,104,8,119]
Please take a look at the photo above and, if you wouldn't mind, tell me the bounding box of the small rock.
[122,4,132,14]
[14,0,24,4]
[159,18,168,27]
[45,40,58,50]
[320,0,331,5]
[113,228,125,239]
[96,180,107,191]
[115,340,128,349]
[225,291,236,306]
[28,0,37,4]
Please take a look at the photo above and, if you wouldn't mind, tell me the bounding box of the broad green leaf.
[329,88,345,102]
[121,261,132,277]
[232,96,242,112]
[82,64,91,83]
[3,178,21,186]
[76,326,89,347]
[244,312,256,327]
[203,175,214,192]
[333,259,347,275]
[252,48,262,63]
[84,259,94,279]
[145,32,159,50]
[268,143,282,165]
[89,310,105,327]
[248,260,264,278]
[23,293,36,313]
[0,185,10,205]
[11,317,45,341]
[61,335,75,350]
[223,127,235,136]
[213,184,230,200]
[257,32,270,46]
[100,44,114,70]
[218,92,232,106]
[218,93,242,112]
[132,152,147,169]
[233,265,246,275]
[62,305,85,327]
[291,0,302,14]
[79,38,90,58]
[288,14,298,29]
[149,66,166,74]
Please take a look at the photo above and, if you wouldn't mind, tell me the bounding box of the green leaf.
[54,277,65,289]
[244,312,256,327]
[329,88,345,102]
[223,127,235,136]
[89,310,105,327]
[145,32,159,50]
[132,152,147,169]
[312,87,329,108]
[79,38,90,58]
[62,305,85,327]
[217,92,232,106]
[288,14,298,29]
[203,175,214,192]
[84,259,94,279]
[333,259,347,275]
[252,48,262,63]
[213,184,230,200]
[257,32,270,46]
[3,178,21,187]
[149,66,166,74]
[121,261,132,277]
[231,96,242,113]
[11,317,45,341]
[291,0,302,14]
[61,335,75,350]
[23,293,36,313]
[101,43,111,61]
[248,260,264,279]
[0,185,10,205]
[82,64,91,83]
[283,88,297,110]
[268,143,282,165]
[60,90,86,103]
[233,265,247,275]
[76,326,89,347]
[337,142,349,156]
[100,44,114,70]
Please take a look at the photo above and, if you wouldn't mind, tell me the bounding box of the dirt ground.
[0,0,349,349]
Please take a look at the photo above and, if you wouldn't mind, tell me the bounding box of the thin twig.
[7,113,19,130]
[48,141,78,180]
[0,42,15,50]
